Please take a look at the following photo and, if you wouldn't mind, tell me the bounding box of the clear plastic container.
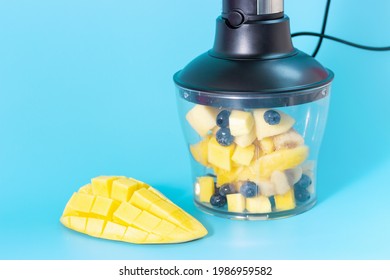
[176,85,331,220]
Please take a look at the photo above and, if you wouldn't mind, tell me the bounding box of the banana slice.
[273,129,304,150]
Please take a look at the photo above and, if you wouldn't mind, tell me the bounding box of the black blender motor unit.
[174,0,334,109]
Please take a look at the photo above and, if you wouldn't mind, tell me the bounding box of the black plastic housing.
[174,2,334,108]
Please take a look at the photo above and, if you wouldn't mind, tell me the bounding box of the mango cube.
[91,176,120,197]
[90,196,117,218]
[85,218,106,237]
[197,176,215,203]
[101,221,126,240]
[208,137,235,171]
[113,202,142,226]
[129,188,161,210]
[123,226,148,243]
[66,192,95,214]
[190,136,210,167]
[69,216,87,233]
[132,211,162,232]
[274,189,296,211]
[232,144,255,166]
[111,178,140,202]
[246,196,272,213]
[148,199,177,218]
[152,220,176,236]
[229,110,254,137]
[186,105,219,137]
[226,193,246,212]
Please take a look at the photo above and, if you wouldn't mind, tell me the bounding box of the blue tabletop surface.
[0,0,389,260]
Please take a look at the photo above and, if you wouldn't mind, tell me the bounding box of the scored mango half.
[60,176,208,244]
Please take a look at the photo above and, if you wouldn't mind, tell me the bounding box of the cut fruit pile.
[187,105,315,214]
[60,176,208,244]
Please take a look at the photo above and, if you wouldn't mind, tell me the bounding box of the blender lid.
[174,0,334,107]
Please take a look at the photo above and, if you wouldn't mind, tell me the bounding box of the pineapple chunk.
[232,144,255,166]
[91,176,121,197]
[61,176,207,244]
[229,110,255,137]
[246,196,272,213]
[186,105,219,137]
[256,146,309,178]
[198,176,215,203]
[208,137,235,171]
[226,193,246,212]
[111,178,141,202]
[274,189,296,211]
[190,136,210,167]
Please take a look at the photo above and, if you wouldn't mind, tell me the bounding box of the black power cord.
[291,0,390,57]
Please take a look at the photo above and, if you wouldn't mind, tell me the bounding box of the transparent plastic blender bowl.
[176,85,331,220]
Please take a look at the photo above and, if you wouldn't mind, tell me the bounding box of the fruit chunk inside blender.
[187,105,314,215]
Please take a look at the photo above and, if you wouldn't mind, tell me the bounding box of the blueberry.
[219,183,235,196]
[216,128,234,146]
[240,181,258,198]
[294,188,310,202]
[269,196,276,209]
[216,110,231,128]
[264,110,281,125]
[294,174,312,189]
[210,194,227,207]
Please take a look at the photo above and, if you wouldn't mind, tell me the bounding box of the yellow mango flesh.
[61,176,207,244]
[256,146,309,178]
[208,137,235,171]
[274,189,296,211]
[197,176,215,203]
[190,136,210,167]
[231,144,255,166]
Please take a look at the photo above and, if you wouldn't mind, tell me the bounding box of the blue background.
[0,0,389,259]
